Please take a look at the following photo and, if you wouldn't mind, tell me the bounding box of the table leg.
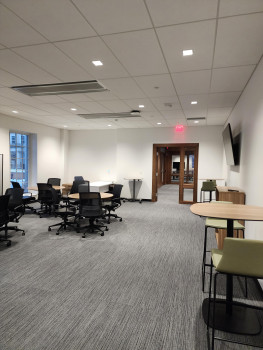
[132,179,136,202]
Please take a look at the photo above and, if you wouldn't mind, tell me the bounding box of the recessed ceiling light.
[194,121,199,124]
[70,107,77,111]
[108,124,112,127]
[183,49,193,56]
[191,101,198,105]
[139,104,144,108]
[92,60,103,66]
[12,110,18,114]
[157,122,162,125]
[64,125,68,128]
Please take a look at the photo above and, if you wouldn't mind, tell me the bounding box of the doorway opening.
[152,143,199,204]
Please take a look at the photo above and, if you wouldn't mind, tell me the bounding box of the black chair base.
[105,211,123,224]
[48,209,76,235]
[77,218,108,237]
[0,225,25,236]
[0,228,11,247]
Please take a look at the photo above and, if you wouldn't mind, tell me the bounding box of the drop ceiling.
[0,0,262,130]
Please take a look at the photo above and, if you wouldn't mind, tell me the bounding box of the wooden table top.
[190,202,263,221]
[28,185,65,191]
[68,192,113,200]
[216,186,245,193]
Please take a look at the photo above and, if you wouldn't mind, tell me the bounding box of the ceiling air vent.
[11,80,107,96]
[186,117,206,121]
[78,110,141,119]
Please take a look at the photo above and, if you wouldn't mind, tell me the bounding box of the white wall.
[68,125,224,199]
[227,57,263,242]
[0,113,64,191]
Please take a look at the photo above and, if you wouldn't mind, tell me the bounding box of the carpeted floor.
[0,185,262,350]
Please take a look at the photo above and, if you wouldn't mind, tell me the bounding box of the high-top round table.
[28,185,65,191]
[191,202,263,335]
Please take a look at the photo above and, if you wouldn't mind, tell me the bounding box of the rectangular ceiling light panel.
[186,117,206,120]
[12,80,107,96]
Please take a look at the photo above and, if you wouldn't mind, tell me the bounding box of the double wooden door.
[152,143,199,204]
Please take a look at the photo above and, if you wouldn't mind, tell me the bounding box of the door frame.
[152,143,199,203]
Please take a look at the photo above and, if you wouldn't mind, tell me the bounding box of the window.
[10,132,29,190]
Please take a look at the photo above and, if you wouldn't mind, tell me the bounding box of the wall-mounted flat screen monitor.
[222,123,235,165]
[173,161,180,171]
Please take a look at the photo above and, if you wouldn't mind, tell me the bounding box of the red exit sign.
[175,124,184,132]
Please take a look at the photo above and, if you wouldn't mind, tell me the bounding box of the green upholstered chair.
[202,201,245,292]
[207,238,263,350]
[200,181,216,202]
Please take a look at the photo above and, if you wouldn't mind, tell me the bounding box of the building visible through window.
[10,132,29,190]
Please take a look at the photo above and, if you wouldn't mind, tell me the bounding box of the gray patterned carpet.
[0,185,262,350]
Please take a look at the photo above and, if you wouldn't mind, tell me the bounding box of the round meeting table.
[68,192,113,200]
[190,202,263,335]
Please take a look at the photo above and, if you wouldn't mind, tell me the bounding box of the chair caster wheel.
[82,235,85,238]
[7,241,11,247]
[77,230,80,233]
[56,232,59,235]
[106,228,109,231]
[101,232,104,236]
[120,218,122,222]
[48,227,51,231]
[22,232,25,236]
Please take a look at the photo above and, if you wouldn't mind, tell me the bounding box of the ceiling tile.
[219,0,263,17]
[211,65,255,93]
[207,107,232,119]
[103,29,168,76]
[146,0,218,26]
[0,4,47,47]
[100,78,145,99]
[99,100,130,113]
[208,92,241,108]
[141,111,163,120]
[160,110,185,119]
[207,116,228,125]
[34,95,66,104]
[183,109,207,119]
[166,118,187,126]
[13,44,94,82]
[1,0,96,41]
[214,13,263,67]
[157,20,216,72]
[58,94,93,103]
[72,0,152,34]
[187,119,207,126]
[0,49,60,84]
[134,74,176,97]
[55,37,129,79]
[0,69,28,87]
[88,91,118,101]
[150,96,181,110]
[74,101,111,113]
[123,98,158,112]
[179,94,209,109]
[172,70,211,95]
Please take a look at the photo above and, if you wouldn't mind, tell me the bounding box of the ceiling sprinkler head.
[164,103,173,108]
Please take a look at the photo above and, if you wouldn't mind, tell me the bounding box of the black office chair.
[0,195,12,246]
[63,179,86,208]
[4,188,25,236]
[78,182,90,193]
[74,176,84,182]
[11,181,37,212]
[103,184,123,224]
[47,177,61,199]
[77,192,108,238]
[37,183,59,217]
[48,206,77,235]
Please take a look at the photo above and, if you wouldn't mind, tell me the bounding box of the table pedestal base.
[202,298,261,335]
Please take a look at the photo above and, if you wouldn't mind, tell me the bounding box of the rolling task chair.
[103,184,123,224]
[77,192,108,237]
[5,188,25,236]
[37,183,60,217]
[11,181,37,212]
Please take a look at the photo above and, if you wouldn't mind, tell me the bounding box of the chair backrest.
[74,176,84,182]
[112,184,123,204]
[78,182,90,193]
[37,183,53,202]
[70,179,85,194]
[5,188,24,210]
[216,238,263,278]
[0,195,10,226]
[79,192,103,217]
[201,181,216,191]
[47,178,61,186]
[11,181,21,188]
